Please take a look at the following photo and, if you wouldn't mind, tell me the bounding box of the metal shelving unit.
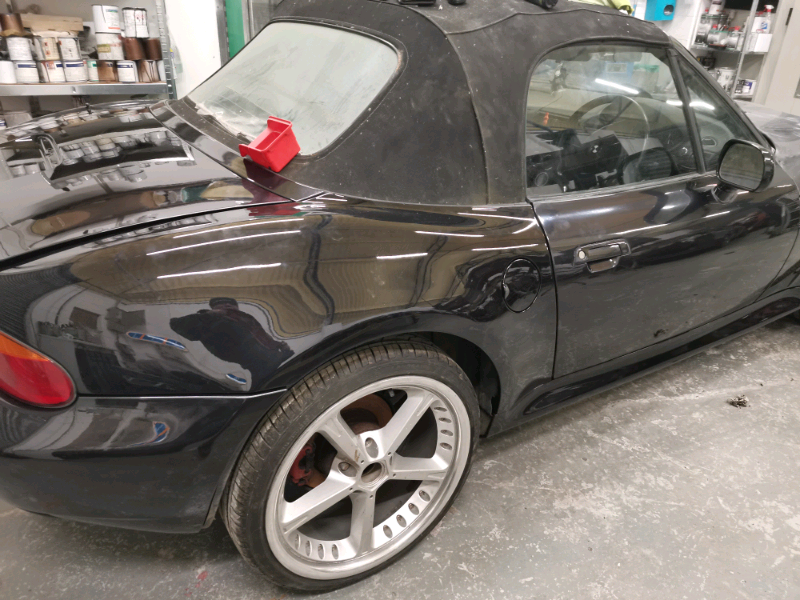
[0,0,175,104]
[0,83,170,97]
[689,0,768,101]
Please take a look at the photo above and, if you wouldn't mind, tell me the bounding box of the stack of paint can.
[117,38,163,83]
[93,4,123,82]
[32,37,61,83]
[93,6,159,83]
[4,27,40,83]
[122,8,149,39]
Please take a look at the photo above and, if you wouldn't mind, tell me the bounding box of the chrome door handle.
[575,240,630,273]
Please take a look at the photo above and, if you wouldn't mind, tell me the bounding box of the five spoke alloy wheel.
[265,376,471,580]
[222,342,478,591]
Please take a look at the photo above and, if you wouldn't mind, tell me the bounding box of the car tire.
[221,341,480,592]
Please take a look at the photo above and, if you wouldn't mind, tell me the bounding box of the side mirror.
[714,140,774,203]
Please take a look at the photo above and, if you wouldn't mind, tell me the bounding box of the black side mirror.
[713,140,774,203]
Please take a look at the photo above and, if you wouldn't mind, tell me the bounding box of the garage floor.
[2,320,800,600]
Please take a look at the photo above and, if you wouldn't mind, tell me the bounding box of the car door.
[526,42,800,378]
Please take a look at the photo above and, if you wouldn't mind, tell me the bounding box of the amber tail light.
[0,331,75,407]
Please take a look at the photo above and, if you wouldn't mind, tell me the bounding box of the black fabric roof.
[272,0,671,204]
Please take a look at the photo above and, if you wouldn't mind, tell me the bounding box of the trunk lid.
[0,101,311,269]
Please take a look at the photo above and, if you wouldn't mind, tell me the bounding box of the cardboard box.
[20,14,84,35]
[746,33,772,53]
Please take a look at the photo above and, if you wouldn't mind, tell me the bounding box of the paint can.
[97,60,118,82]
[0,116,6,131]
[715,67,736,92]
[117,60,138,82]
[96,33,124,60]
[137,59,159,82]
[0,14,24,35]
[134,8,149,38]
[13,61,40,83]
[122,7,137,37]
[0,61,16,84]
[36,36,61,60]
[86,59,99,82]
[32,37,43,59]
[92,4,121,33]
[63,60,88,82]
[122,36,145,60]
[58,37,82,61]
[144,38,162,60]
[41,60,66,83]
[6,37,34,61]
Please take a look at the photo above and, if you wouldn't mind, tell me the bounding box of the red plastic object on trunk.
[238,116,300,173]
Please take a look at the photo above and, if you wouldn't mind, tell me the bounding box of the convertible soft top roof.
[269,0,670,205]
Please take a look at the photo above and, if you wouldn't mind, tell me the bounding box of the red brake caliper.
[289,394,394,489]
[289,441,316,487]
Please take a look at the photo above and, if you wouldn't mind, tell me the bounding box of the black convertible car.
[1,0,800,591]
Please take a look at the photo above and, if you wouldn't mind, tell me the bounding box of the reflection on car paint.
[131,421,171,446]
[127,331,187,351]
[226,374,248,385]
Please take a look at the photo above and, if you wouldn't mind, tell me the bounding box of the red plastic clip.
[238,116,300,173]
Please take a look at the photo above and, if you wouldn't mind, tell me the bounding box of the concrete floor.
[2,320,800,600]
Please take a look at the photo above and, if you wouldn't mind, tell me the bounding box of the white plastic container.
[7,37,34,61]
[0,61,16,84]
[13,61,40,83]
[117,60,138,82]
[96,33,124,60]
[58,37,82,61]
[93,5,121,33]
[63,60,88,82]
[747,33,772,53]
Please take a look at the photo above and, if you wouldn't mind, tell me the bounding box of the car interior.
[524,44,745,196]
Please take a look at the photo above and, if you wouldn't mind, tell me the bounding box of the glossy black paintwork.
[0,390,283,531]
[0,197,555,399]
[0,102,312,272]
[0,0,799,533]
[535,171,800,377]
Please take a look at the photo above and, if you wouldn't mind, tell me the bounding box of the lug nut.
[338,462,356,476]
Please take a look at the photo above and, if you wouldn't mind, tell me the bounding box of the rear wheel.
[222,342,479,592]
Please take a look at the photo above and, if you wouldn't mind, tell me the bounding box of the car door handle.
[574,240,629,273]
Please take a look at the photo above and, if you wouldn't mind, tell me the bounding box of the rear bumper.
[0,390,284,533]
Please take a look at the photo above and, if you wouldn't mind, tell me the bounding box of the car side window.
[677,60,759,171]
[526,44,697,197]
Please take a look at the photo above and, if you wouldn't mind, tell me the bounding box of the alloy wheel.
[264,375,471,580]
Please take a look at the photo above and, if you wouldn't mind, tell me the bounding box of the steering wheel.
[567,94,654,183]
[566,93,650,131]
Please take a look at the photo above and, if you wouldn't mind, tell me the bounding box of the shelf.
[0,83,170,97]
[691,45,767,57]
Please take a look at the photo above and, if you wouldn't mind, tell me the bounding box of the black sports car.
[1,0,800,591]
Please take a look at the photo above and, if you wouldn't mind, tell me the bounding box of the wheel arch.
[260,313,504,421]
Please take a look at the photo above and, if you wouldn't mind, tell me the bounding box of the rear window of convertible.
[187,22,399,155]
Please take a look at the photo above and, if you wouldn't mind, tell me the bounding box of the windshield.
[187,21,399,155]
